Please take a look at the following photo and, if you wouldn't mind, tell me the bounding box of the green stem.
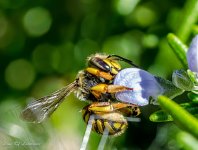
[158,95,198,138]
[176,0,198,42]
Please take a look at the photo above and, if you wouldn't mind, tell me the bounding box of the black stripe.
[82,110,90,124]
[110,121,117,132]
[93,120,100,134]
[119,122,125,131]
[100,119,106,133]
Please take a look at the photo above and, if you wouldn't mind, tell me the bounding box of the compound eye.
[89,57,110,72]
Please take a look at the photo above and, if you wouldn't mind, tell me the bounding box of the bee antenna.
[107,54,139,68]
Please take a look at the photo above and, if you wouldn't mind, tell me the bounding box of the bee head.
[87,53,121,75]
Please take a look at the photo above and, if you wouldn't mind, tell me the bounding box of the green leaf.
[149,110,173,122]
[187,69,198,85]
[167,33,188,68]
[188,92,198,103]
[150,102,198,122]
[158,95,198,138]
[176,131,198,150]
[176,0,198,42]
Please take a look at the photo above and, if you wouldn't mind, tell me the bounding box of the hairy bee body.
[75,70,101,101]
[75,70,114,102]
[21,53,140,136]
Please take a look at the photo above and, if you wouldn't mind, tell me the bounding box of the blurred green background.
[0,0,197,150]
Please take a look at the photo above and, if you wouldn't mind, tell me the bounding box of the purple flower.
[187,35,198,73]
[113,68,183,106]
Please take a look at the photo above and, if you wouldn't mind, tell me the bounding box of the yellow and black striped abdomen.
[82,106,128,136]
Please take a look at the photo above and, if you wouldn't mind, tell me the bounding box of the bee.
[21,53,140,136]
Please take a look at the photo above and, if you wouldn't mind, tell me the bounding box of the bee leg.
[111,103,141,117]
[86,102,114,113]
[90,83,133,99]
[91,83,133,93]
[86,67,114,80]
[87,102,139,115]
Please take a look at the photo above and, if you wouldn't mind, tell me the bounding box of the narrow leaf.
[167,33,188,68]
[176,131,198,150]
[188,92,198,103]
[158,95,198,138]
[150,102,198,122]
[176,0,198,42]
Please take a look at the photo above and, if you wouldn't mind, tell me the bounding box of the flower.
[113,68,183,106]
[187,35,198,73]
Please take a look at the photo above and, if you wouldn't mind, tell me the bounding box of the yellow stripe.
[85,113,90,124]
[121,124,127,130]
[113,122,121,130]
[96,120,104,134]
[104,121,115,135]
[89,105,112,112]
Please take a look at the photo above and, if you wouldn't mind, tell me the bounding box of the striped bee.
[21,53,140,136]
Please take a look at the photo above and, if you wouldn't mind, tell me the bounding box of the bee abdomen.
[82,106,128,136]
[92,119,127,136]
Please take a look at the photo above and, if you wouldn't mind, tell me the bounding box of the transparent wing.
[21,81,78,123]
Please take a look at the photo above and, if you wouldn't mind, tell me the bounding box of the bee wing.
[21,81,78,123]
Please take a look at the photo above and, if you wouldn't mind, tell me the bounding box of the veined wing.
[21,81,78,123]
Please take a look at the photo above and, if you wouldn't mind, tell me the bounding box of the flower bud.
[172,69,194,91]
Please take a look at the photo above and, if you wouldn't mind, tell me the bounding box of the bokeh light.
[32,44,60,74]
[142,34,159,48]
[102,31,143,64]
[115,0,140,15]
[126,5,157,27]
[5,59,35,90]
[134,5,157,27]
[74,39,99,69]
[23,7,52,37]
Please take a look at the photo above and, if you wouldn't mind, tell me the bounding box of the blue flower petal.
[113,68,184,106]
[187,35,198,73]
[113,68,163,106]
